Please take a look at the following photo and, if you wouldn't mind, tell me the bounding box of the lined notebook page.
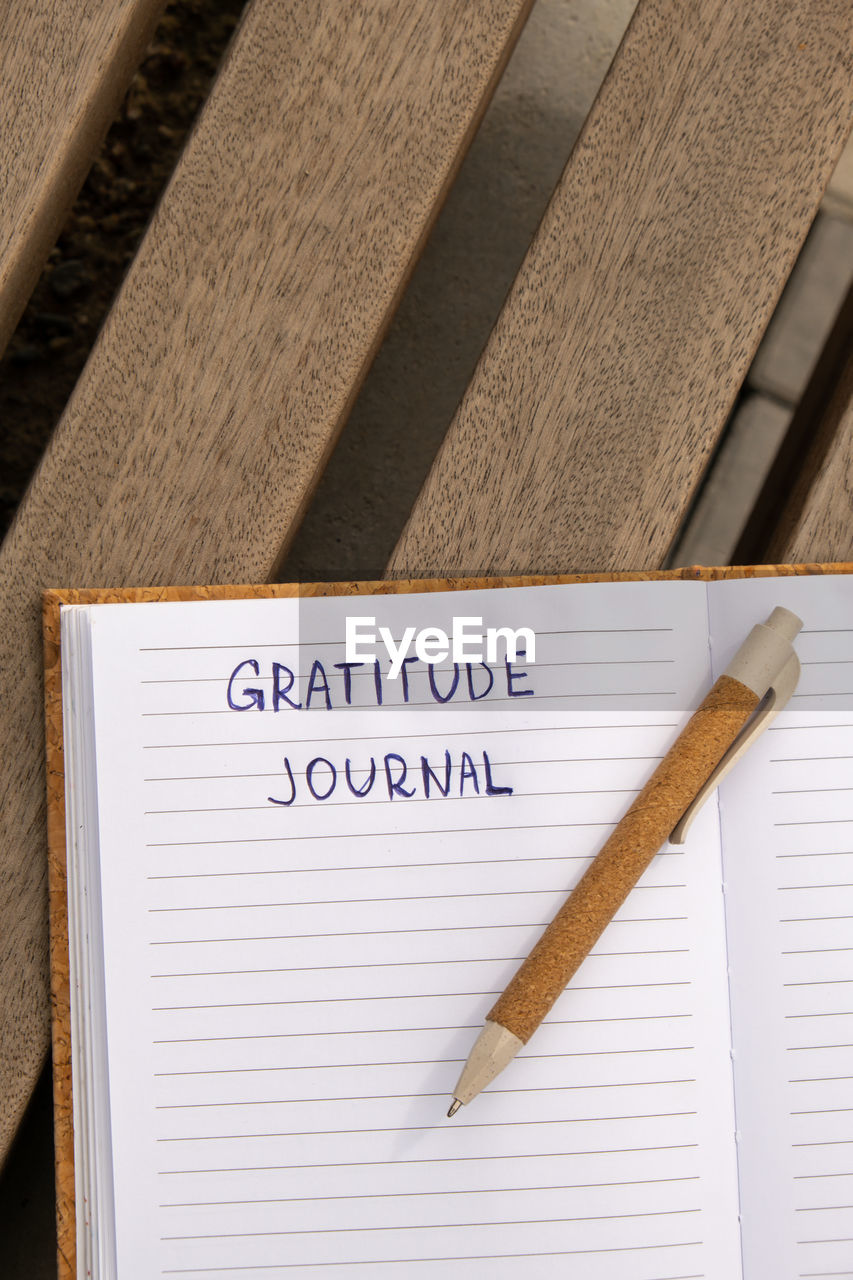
[710,575,853,1280]
[79,581,742,1278]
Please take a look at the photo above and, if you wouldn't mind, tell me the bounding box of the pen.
[447,606,802,1117]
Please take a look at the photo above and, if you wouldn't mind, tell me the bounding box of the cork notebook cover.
[43,564,851,1278]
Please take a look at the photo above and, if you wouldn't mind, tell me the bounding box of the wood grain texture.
[765,387,853,564]
[387,0,853,579]
[736,280,853,565]
[43,564,850,1272]
[0,0,535,1160]
[0,0,165,356]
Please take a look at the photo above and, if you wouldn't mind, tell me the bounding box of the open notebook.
[47,570,853,1279]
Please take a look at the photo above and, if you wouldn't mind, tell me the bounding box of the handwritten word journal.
[46,571,853,1279]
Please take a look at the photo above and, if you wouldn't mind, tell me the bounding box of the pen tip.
[447,1099,462,1118]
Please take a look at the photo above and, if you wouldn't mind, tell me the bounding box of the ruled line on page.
[801,659,853,665]
[152,990,506,1011]
[147,927,692,948]
[144,820,623,849]
[138,626,677,652]
[786,1015,853,1023]
[143,754,665,783]
[156,1111,699,1143]
[777,851,853,859]
[796,1235,853,1245]
[775,820,853,828]
[146,892,687,914]
[786,983,853,992]
[160,1250,704,1274]
[146,888,686,912]
[142,722,680,751]
[146,755,667,782]
[150,957,675,978]
[790,1075,853,1084]
[154,1079,697,1109]
[156,1152,701,1177]
[792,1108,853,1117]
[157,1142,702,1177]
[767,724,853,733]
[792,1141,853,1149]
[148,925,691,948]
[160,1172,702,1208]
[142,658,678,686]
[151,1013,694,1045]
[161,1205,704,1241]
[778,883,853,891]
[150,964,692,988]
[143,788,641,817]
[782,948,853,957]
[145,850,686,882]
[152,1046,697,1077]
[148,947,690,975]
[150,978,688,1009]
[145,851,674,881]
[142,691,680,717]
[774,788,853,796]
[780,916,853,924]
[791,695,853,701]
[788,1044,853,1053]
[156,1079,697,1110]
[160,1248,704,1274]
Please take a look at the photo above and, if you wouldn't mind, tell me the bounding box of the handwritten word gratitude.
[226,653,534,711]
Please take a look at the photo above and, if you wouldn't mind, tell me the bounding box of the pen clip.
[669,609,802,845]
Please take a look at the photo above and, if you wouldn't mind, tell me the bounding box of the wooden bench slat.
[755,357,853,565]
[387,0,853,578]
[0,0,534,1157]
[735,279,853,565]
[775,408,853,564]
[0,0,165,356]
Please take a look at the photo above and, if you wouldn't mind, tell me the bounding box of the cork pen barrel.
[488,673,761,1043]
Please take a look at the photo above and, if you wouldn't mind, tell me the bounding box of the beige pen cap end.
[670,606,803,844]
[450,1020,524,1107]
[723,606,802,698]
[765,606,802,644]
